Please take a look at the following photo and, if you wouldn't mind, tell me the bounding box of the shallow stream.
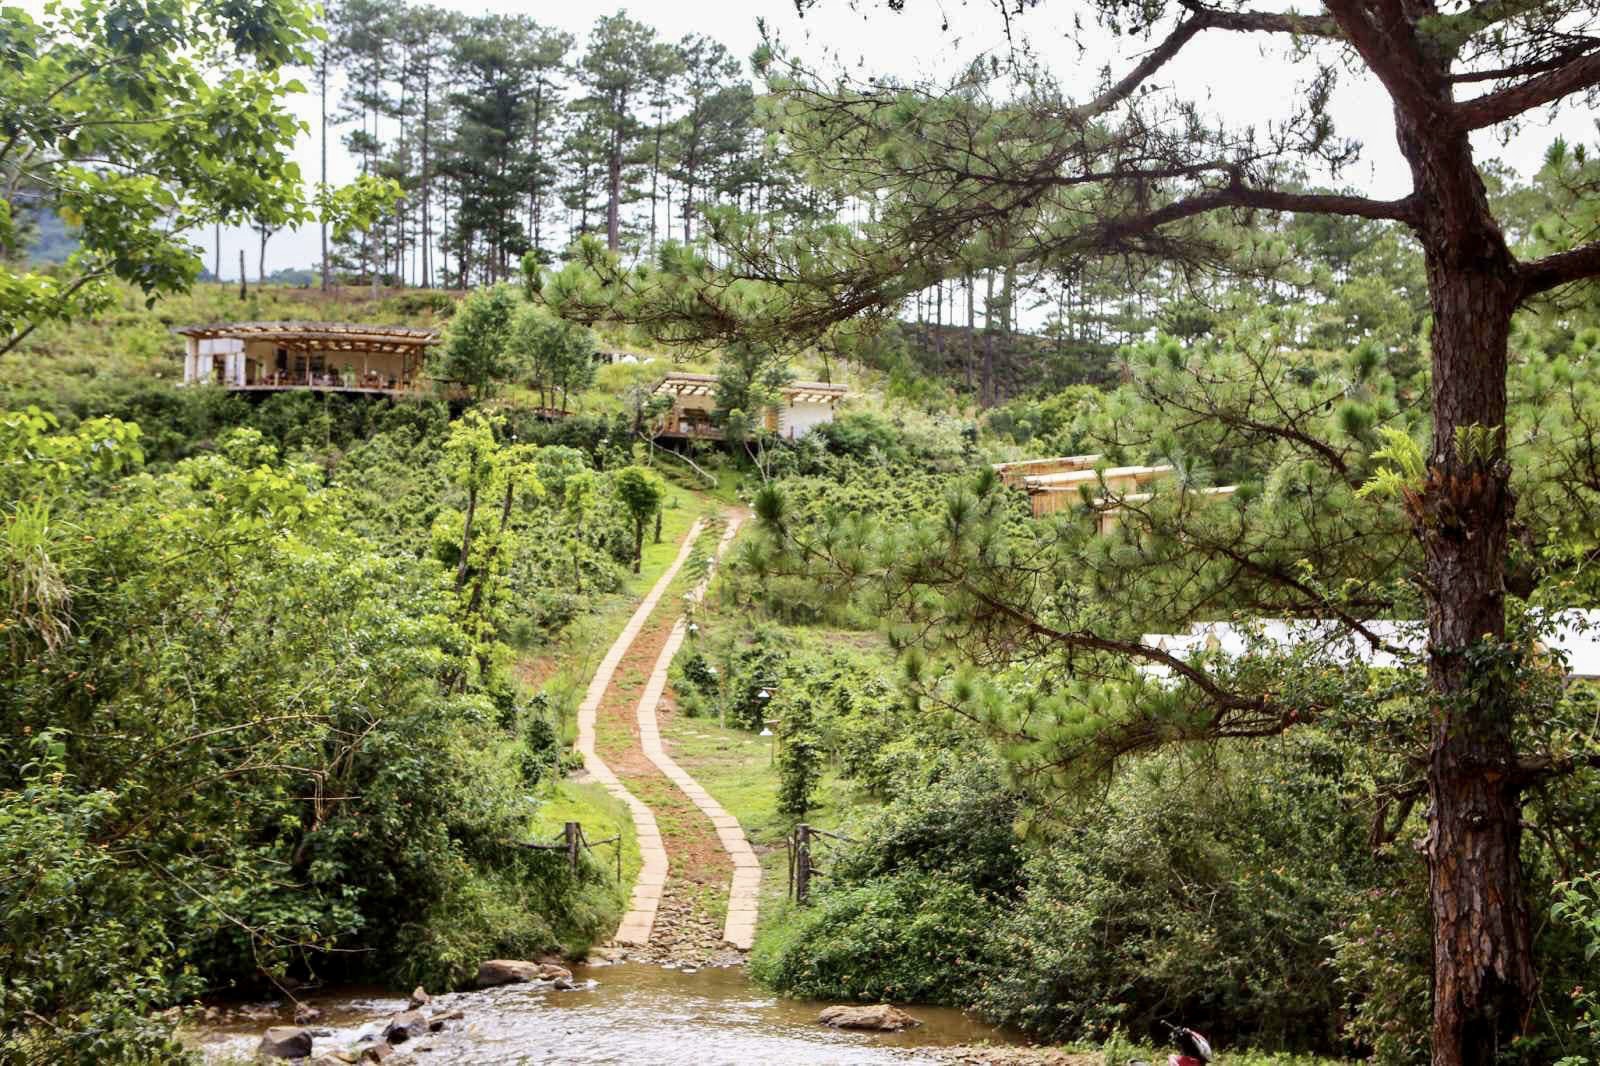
[195,961,1023,1064]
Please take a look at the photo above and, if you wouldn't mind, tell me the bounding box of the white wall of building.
[183,337,245,385]
[778,399,838,439]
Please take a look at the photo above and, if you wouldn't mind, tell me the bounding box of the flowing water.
[194,962,1024,1064]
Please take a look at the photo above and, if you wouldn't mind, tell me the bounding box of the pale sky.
[208,0,1591,279]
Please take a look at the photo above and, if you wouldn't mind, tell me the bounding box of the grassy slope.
[513,491,715,942]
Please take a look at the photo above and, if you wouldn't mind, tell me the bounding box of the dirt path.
[577,510,757,963]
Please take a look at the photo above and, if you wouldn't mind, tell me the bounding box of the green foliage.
[0,412,623,1056]
[716,625,788,730]
[775,690,822,816]
[433,285,521,400]
[749,874,999,1005]
[833,758,1024,898]
[610,464,665,572]
[508,305,598,410]
[1551,873,1600,1064]
[1,0,319,353]
[975,743,1379,1051]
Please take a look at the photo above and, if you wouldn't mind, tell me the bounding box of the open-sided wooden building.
[652,371,848,440]
[175,321,441,397]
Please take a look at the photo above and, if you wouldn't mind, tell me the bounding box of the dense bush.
[0,413,621,1060]
[975,743,1376,1051]
[749,875,999,1005]
[832,758,1025,898]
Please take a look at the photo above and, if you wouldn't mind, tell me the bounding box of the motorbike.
[1127,1022,1214,1066]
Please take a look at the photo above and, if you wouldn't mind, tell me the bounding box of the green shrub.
[775,692,822,816]
[975,744,1374,1051]
[835,757,1024,898]
[717,625,787,730]
[749,875,999,1004]
[669,647,722,718]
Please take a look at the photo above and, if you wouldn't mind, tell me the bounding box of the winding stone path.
[631,515,761,949]
[575,518,705,947]
[575,510,761,951]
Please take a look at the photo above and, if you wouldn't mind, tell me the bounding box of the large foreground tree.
[0,0,319,354]
[549,4,1600,1061]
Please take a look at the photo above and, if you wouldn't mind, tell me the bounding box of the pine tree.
[574,13,660,253]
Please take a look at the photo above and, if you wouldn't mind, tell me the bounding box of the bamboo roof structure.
[992,454,1101,488]
[1021,463,1175,494]
[652,371,848,405]
[173,321,439,354]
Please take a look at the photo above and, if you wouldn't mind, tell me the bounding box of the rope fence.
[785,823,857,904]
[521,821,624,882]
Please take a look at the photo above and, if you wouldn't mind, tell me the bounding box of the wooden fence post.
[795,823,812,904]
[564,821,580,874]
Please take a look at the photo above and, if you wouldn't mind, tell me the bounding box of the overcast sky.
[213,0,1592,279]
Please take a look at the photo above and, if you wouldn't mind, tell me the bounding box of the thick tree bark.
[1396,98,1535,1065]
[607,131,623,253]
[1420,263,1532,1066]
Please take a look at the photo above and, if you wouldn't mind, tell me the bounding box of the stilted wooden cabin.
[1093,485,1239,535]
[1010,459,1176,518]
[175,322,441,397]
[653,371,848,440]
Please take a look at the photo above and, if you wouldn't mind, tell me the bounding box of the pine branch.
[1518,238,1600,297]
[1453,50,1600,130]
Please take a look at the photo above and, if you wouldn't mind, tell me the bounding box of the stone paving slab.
[574,518,707,949]
[630,516,765,950]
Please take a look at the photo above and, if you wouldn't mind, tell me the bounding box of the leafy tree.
[432,284,520,399]
[0,0,318,354]
[610,464,664,572]
[507,305,597,410]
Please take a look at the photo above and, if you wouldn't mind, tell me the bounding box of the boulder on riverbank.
[408,985,430,1009]
[818,1004,921,1031]
[258,1025,314,1058]
[475,959,572,988]
[383,1009,428,1043]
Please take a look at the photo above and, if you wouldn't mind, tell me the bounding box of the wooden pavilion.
[175,322,441,397]
[652,371,848,440]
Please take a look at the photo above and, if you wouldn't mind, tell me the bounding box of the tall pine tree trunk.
[606,130,623,253]
[964,271,975,391]
[683,169,695,243]
[648,103,665,255]
[421,63,432,288]
[1422,267,1529,1066]
[1393,100,1534,1066]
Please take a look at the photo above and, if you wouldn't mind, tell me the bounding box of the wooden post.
[565,821,580,874]
[794,823,812,904]
[787,829,796,901]
[238,249,247,300]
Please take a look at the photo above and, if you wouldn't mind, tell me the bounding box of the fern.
[1357,426,1425,500]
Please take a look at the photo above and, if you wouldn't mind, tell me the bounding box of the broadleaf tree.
[0,0,320,354]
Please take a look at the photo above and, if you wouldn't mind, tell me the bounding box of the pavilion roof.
[173,321,439,353]
[652,370,848,403]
